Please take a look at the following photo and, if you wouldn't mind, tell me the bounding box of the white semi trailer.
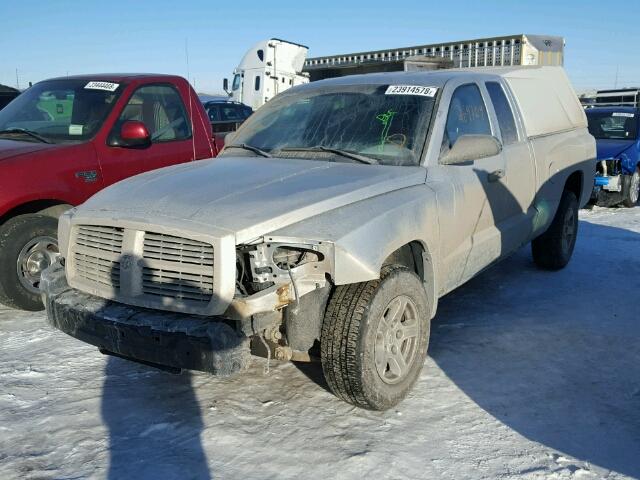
[225,33,564,110]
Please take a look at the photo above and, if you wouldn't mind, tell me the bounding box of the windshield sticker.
[385,85,437,97]
[84,81,120,92]
[376,109,397,152]
[612,112,635,118]
[68,124,83,135]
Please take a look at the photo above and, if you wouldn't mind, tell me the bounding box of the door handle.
[488,169,505,182]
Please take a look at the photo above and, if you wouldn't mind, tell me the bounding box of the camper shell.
[44,66,594,410]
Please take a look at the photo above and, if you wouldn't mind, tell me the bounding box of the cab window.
[115,84,191,142]
[486,82,518,145]
[442,83,491,150]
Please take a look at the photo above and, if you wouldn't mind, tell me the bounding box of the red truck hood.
[0,139,61,161]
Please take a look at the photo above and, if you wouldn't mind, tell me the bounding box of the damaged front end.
[43,217,335,374]
[41,261,252,375]
[229,237,334,361]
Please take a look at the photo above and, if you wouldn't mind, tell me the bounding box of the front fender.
[271,185,440,297]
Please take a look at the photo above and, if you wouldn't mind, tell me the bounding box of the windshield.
[232,74,241,91]
[0,79,123,143]
[223,84,437,166]
[587,110,638,140]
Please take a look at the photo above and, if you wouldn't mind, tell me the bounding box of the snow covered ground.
[1,206,639,480]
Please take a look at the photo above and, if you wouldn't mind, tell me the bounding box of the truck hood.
[0,138,60,161]
[596,139,636,160]
[82,156,427,243]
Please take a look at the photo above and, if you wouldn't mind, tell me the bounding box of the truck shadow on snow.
[426,165,640,477]
[101,358,211,480]
[428,218,640,478]
[97,259,218,480]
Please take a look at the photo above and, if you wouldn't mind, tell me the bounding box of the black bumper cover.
[41,262,250,376]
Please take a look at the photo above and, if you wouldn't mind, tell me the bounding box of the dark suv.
[202,98,252,136]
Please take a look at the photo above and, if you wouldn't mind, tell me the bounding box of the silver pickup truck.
[42,66,595,410]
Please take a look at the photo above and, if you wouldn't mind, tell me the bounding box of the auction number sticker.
[612,112,635,118]
[385,85,438,97]
[68,124,83,135]
[85,81,120,92]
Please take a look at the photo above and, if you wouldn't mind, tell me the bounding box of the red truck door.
[95,82,204,187]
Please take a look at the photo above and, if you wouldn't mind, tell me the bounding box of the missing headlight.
[272,246,323,270]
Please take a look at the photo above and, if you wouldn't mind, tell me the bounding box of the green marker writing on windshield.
[376,109,397,153]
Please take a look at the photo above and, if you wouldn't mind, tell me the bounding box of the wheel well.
[382,241,425,281]
[0,200,73,226]
[564,171,583,201]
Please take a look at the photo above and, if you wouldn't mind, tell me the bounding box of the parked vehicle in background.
[0,73,218,311]
[593,88,640,107]
[225,34,564,109]
[44,66,594,410]
[586,106,640,207]
[202,97,252,137]
[224,38,310,110]
[0,84,20,110]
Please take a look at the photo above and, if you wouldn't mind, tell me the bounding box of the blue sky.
[1,0,638,94]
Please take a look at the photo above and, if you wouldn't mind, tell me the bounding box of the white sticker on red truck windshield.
[612,112,635,118]
[84,81,120,92]
[68,124,83,135]
[385,85,438,97]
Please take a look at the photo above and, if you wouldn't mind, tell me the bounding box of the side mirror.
[118,120,151,148]
[223,78,230,95]
[440,134,502,165]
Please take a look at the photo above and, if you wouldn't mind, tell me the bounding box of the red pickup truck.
[0,74,219,310]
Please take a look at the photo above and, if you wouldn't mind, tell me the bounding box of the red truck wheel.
[0,215,59,311]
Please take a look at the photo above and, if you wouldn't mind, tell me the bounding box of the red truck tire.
[0,214,59,311]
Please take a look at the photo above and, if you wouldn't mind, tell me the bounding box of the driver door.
[97,83,195,187]
[432,81,513,290]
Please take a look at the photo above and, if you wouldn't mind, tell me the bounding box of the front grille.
[74,252,121,289]
[76,225,123,254]
[143,232,214,266]
[70,225,216,311]
[142,267,213,302]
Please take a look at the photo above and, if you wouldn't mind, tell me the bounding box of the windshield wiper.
[0,128,51,144]
[276,146,378,165]
[225,143,271,157]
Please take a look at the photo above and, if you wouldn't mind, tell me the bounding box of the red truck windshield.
[0,79,124,144]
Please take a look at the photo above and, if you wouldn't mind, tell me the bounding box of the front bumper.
[41,262,251,376]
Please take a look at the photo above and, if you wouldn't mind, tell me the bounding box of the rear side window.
[443,83,491,148]
[254,76,261,91]
[486,82,518,144]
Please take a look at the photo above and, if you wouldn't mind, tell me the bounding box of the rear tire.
[621,168,640,208]
[320,265,430,410]
[532,190,578,270]
[0,215,59,311]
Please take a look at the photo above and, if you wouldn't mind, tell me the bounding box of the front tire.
[532,189,578,270]
[0,215,59,311]
[622,168,640,208]
[320,265,430,410]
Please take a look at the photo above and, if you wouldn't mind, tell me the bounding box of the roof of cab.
[299,66,587,138]
[42,73,186,83]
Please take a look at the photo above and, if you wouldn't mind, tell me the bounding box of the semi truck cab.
[223,38,309,110]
